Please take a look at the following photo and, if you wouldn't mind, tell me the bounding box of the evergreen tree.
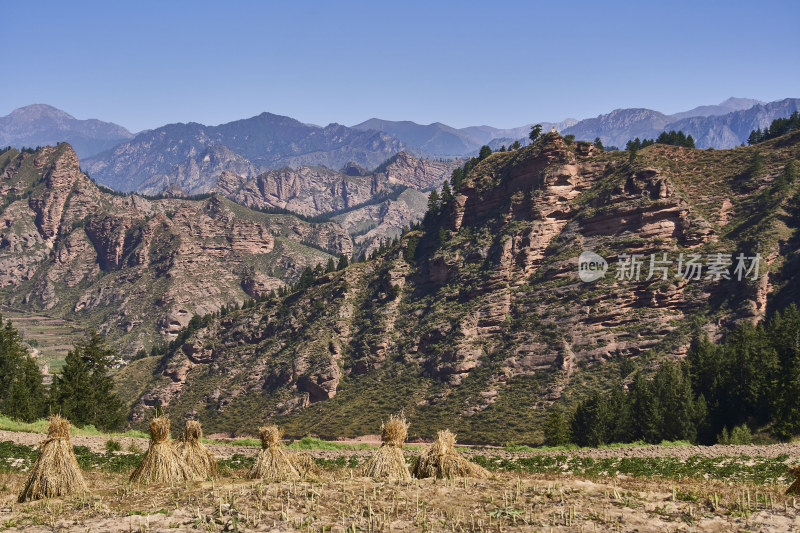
[450,168,463,191]
[0,316,46,422]
[543,409,571,446]
[337,254,349,270]
[593,137,604,151]
[510,140,522,150]
[748,112,800,143]
[441,181,453,204]
[325,257,336,273]
[571,393,610,446]
[425,189,440,221]
[53,331,125,430]
[779,160,797,189]
[529,124,543,142]
[628,371,661,443]
[296,267,315,291]
[478,145,492,160]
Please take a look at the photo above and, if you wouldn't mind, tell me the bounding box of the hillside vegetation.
[125,131,800,444]
[0,144,348,362]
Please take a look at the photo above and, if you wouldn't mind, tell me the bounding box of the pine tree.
[425,189,440,220]
[593,137,604,150]
[337,254,349,270]
[628,371,661,443]
[529,124,543,142]
[570,393,610,446]
[441,181,453,204]
[543,410,571,446]
[478,145,492,160]
[0,316,46,422]
[325,257,336,273]
[450,168,463,191]
[53,332,126,430]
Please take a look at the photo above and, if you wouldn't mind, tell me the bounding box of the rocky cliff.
[0,144,351,358]
[125,132,800,442]
[209,151,458,254]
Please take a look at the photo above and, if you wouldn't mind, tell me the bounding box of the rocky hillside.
[0,144,351,359]
[137,144,263,196]
[0,105,134,159]
[210,151,458,253]
[83,113,411,192]
[213,151,456,215]
[125,131,800,442]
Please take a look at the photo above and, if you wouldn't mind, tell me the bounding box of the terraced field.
[0,307,84,377]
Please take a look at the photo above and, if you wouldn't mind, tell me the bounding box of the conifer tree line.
[748,111,800,145]
[626,130,695,151]
[0,317,126,430]
[547,305,800,446]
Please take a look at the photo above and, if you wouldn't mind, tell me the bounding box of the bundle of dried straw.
[361,414,411,481]
[129,416,191,484]
[18,416,87,502]
[412,429,489,479]
[246,425,301,481]
[177,420,217,480]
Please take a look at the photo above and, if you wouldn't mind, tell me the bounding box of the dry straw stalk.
[247,425,301,481]
[18,416,87,502]
[361,414,411,481]
[412,429,489,479]
[129,416,192,484]
[177,420,217,480]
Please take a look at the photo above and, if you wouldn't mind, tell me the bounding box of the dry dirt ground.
[1,431,799,532]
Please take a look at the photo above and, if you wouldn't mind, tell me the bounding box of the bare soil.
[3,429,799,460]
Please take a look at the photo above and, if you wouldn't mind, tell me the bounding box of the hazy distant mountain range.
[350,118,578,156]
[2,97,798,195]
[82,113,411,193]
[561,98,800,149]
[0,104,133,159]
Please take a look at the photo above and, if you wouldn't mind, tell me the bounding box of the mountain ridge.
[0,104,134,159]
[83,114,413,192]
[121,130,800,442]
[0,143,351,362]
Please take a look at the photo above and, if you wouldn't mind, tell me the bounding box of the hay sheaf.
[361,414,411,481]
[177,421,217,480]
[18,416,87,503]
[288,451,321,478]
[247,426,301,481]
[412,430,489,479]
[129,417,192,484]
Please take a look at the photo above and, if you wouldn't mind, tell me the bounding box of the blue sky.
[2,0,798,132]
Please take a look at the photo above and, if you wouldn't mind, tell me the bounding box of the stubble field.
[1,431,799,532]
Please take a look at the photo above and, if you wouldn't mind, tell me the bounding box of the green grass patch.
[0,415,148,439]
[471,454,791,484]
